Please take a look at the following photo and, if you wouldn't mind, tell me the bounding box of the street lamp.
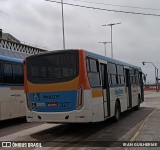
[142,61,159,91]
[98,42,111,57]
[102,22,121,58]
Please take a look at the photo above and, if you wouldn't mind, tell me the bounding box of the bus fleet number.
[59,102,69,107]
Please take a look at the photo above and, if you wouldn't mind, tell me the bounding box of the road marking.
[124,106,160,150]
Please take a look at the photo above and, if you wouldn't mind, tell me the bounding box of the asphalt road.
[0,91,159,150]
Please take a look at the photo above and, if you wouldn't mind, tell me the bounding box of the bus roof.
[0,47,30,63]
[86,50,141,70]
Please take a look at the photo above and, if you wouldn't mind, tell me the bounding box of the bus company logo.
[115,89,123,96]
[2,142,12,148]
[43,94,60,100]
[33,93,40,101]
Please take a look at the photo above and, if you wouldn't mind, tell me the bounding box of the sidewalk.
[126,91,160,150]
[136,109,160,141]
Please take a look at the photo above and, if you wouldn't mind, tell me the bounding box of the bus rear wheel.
[114,102,121,122]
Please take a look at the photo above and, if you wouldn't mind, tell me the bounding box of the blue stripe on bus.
[0,55,23,63]
[29,90,77,112]
[86,51,141,69]
[0,85,24,88]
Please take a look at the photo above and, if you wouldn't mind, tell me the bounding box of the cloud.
[0,10,9,17]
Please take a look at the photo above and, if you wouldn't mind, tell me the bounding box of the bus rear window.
[27,51,79,84]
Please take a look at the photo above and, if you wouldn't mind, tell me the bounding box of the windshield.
[27,51,79,84]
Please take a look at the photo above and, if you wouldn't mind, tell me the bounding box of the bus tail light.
[77,85,84,109]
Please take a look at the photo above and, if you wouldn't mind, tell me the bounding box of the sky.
[0,0,160,83]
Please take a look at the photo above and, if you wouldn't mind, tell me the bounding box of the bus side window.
[86,58,90,71]
[107,63,117,85]
[130,68,136,84]
[90,59,99,72]
[100,64,105,88]
[135,70,139,84]
[87,58,101,87]
[117,65,125,85]
[13,64,23,84]
[3,63,13,84]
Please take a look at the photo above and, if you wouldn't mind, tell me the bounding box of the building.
[0,29,20,43]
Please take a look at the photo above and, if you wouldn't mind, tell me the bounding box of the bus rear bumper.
[26,108,91,123]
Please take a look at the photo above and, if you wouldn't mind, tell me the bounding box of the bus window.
[87,58,101,87]
[108,63,117,85]
[13,64,23,84]
[27,52,79,84]
[117,65,125,85]
[3,63,13,84]
[100,64,105,88]
[90,59,99,72]
[130,68,136,84]
[135,69,140,84]
[86,59,90,71]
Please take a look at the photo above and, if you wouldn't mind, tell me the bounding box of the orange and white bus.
[24,49,144,123]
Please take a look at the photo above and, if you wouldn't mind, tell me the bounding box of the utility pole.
[45,0,66,50]
[102,22,121,58]
[98,42,111,57]
[61,0,65,50]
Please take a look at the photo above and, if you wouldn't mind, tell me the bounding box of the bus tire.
[134,95,141,110]
[114,101,121,122]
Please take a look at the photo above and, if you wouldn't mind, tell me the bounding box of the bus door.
[125,68,132,108]
[100,64,110,117]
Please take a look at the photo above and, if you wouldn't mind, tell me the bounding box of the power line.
[70,0,160,11]
[45,0,160,17]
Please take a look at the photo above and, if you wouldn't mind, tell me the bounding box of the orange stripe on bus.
[27,77,79,93]
[10,87,24,90]
[92,89,103,98]
[78,50,90,90]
